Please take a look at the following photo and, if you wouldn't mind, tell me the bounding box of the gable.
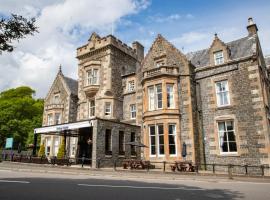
[142,34,188,72]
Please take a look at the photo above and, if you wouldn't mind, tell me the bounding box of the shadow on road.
[0,177,244,200]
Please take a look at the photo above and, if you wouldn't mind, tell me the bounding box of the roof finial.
[214,33,218,38]
[59,64,62,74]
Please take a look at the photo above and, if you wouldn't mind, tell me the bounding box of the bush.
[57,138,65,159]
[38,143,45,157]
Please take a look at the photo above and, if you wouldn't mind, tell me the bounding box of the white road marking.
[78,184,204,190]
[0,180,30,184]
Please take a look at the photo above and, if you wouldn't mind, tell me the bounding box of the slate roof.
[63,76,78,96]
[265,55,270,66]
[186,35,257,68]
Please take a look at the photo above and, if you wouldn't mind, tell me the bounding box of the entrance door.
[77,127,92,164]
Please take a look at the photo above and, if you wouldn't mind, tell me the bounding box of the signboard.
[5,138,13,149]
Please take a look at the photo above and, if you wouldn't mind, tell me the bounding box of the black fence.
[1,152,269,178]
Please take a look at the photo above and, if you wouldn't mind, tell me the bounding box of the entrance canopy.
[34,120,93,134]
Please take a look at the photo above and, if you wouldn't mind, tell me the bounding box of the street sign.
[5,138,13,149]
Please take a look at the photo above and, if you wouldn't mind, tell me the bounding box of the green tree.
[57,138,66,159]
[38,143,45,157]
[0,86,44,149]
[0,14,38,53]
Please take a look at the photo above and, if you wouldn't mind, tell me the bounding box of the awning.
[34,120,93,134]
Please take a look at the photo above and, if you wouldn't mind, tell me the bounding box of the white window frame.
[89,100,95,117]
[168,124,177,156]
[130,104,136,119]
[217,120,237,155]
[215,80,230,107]
[70,137,76,157]
[86,68,99,85]
[214,51,224,65]
[166,84,174,108]
[148,84,163,111]
[45,137,51,156]
[157,124,165,157]
[149,125,156,157]
[53,136,60,156]
[105,102,111,116]
[47,114,53,126]
[54,113,61,125]
[128,80,135,92]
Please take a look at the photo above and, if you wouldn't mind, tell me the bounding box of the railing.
[2,152,269,178]
[143,66,179,79]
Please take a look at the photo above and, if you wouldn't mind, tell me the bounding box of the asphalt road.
[0,170,270,200]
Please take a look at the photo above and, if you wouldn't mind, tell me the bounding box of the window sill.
[124,91,136,95]
[216,105,233,110]
[218,152,239,157]
[105,155,112,158]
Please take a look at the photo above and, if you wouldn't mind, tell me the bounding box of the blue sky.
[0,0,270,97]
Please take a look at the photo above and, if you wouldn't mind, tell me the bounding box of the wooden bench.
[171,161,195,172]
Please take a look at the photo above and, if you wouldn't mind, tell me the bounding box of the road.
[0,169,270,200]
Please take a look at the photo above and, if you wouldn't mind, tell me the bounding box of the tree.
[0,14,38,53]
[57,137,66,159]
[0,86,44,149]
[38,143,45,157]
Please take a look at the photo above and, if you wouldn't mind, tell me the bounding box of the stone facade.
[38,18,270,170]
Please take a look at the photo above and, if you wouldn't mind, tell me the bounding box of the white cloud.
[0,0,149,97]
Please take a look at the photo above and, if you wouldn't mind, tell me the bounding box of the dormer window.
[54,94,60,104]
[86,69,99,85]
[214,51,224,65]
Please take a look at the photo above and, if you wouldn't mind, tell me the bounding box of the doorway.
[77,127,92,164]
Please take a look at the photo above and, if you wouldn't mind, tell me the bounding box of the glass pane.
[221,141,228,152]
[151,146,156,155]
[159,145,164,154]
[169,145,176,155]
[151,136,156,145]
[169,135,175,145]
[229,142,237,152]
[226,121,233,131]
[150,126,155,136]
[227,131,235,141]
[218,122,225,132]
[159,135,164,144]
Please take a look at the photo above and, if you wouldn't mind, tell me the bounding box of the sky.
[0,0,270,97]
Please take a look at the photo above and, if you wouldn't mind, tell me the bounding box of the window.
[105,102,111,116]
[214,51,224,65]
[167,84,174,108]
[156,84,162,109]
[70,137,76,157]
[157,124,164,156]
[47,114,53,126]
[218,121,237,153]
[148,84,162,111]
[55,113,61,125]
[216,80,230,107]
[128,80,135,92]
[149,125,156,156]
[130,104,136,119]
[105,129,112,155]
[54,137,60,156]
[148,86,155,111]
[119,131,125,155]
[89,100,95,117]
[54,94,60,104]
[131,132,136,156]
[45,138,51,156]
[168,124,177,155]
[86,69,99,85]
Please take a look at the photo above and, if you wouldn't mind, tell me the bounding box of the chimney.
[132,41,144,62]
[247,17,258,36]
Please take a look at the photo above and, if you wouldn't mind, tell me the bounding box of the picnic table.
[123,159,150,169]
[170,161,196,172]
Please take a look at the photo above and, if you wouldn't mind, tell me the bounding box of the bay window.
[89,100,95,117]
[86,68,99,85]
[149,125,156,156]
[157,124,164,156]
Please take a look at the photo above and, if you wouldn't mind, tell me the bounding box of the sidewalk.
[1,161,270,183]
